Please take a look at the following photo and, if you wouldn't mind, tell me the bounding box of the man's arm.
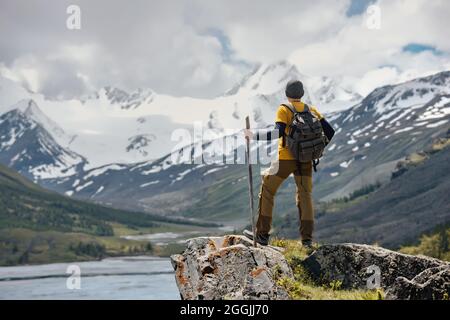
[254,119,335,142]
[245,104,335,142]
[253,122,286,140]
[320,118,335,142]
[311,105,335,142]
[248,119,335,142]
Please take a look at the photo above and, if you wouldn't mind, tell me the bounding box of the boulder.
[171,238,450,300]
[302,243,449,294]
[170,235,292,300]
[385,265,450,300]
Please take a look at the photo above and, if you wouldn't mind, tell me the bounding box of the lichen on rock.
[171,237,450,300]
[302,243,450,299]
[170,235,292,300]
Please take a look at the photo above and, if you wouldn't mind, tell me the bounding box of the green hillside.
[0,164,205,265]
[0,163,161,235]
[400,226,450,262]
[275,136,450,249]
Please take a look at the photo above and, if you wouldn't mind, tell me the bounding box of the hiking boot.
[243,230,269,246]
[301,239,315,254]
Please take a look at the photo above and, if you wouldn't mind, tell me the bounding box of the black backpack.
[281,103,327,171]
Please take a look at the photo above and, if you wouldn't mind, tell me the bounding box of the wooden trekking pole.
[245,116,257,247]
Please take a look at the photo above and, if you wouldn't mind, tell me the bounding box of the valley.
[0,163,223,266]
[0,62,449,261]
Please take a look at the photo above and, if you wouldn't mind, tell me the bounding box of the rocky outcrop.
[171,237,450,300]
[386,266,450,300]
[303,243,450,300]
[170,235,292,300]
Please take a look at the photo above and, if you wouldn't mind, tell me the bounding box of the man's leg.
[294,161,314,242]
[256,160,296,236]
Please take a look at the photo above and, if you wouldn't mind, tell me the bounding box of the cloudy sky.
[0,0,449,99]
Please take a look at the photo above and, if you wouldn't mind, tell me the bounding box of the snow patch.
[92,186,104,197]
[84,164,125,180]
[140,180,160,188]
[352,124,373,136]
[347,137,357,145]
[426,119,448,128]
[203,167,225,176]
[434,96,450,108]
[394,127,413,134]
[330,172,339,177]
[339,160,353,168]
[76,181,93,192]
[141,165,162,175]
[175,168,193,181]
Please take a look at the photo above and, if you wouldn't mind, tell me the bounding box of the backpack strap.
[279,104,295,147]
[282,103,310,114]
[281,103,296,115]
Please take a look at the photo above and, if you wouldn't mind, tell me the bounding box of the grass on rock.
[271,238,383,300]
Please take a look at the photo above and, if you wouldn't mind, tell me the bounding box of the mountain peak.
[101,86,154,109]
[10,98,39,113]
[225,60,304,96]
[416,70,450,86]
[357,69,450,114]
[19,99,44,118]
[10,99,73,147]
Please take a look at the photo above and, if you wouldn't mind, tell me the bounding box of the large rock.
[302,243,449,299]
[171,238,450,300]
[170,235,292,300]
[385,266,450,300]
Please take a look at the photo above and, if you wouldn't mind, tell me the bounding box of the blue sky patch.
[204,28,253,69]
[205,28,234,61]
[346,0,376,17]
[402,43,443,55]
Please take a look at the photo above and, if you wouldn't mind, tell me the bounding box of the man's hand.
[243,128,254,140]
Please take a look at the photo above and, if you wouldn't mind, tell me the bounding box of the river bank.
[0,256,179,299]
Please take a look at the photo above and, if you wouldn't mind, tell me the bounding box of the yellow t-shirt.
[275,101,324,160]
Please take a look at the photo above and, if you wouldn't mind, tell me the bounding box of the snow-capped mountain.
[12,99,75,146]
[225,61,312,99]
[103,86,154,110]
[306,75,363,112]
[0,103,85,181]
[33,71,450,222]
[225,61,361,112]
[0,60,449,224]
[316,71,450,200]
[0,76,34,113]
[0,60,361,171]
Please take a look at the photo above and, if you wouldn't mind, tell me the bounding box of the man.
[243,80,335,250]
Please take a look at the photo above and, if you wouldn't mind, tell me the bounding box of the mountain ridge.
[0,67,449,232]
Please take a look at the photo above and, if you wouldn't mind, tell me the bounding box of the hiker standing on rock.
[243,80,335,250]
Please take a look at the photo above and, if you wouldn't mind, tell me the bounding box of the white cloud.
[0,0,448,99]
[288,0,450,95]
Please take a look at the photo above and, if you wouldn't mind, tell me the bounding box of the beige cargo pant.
[256,160,314,241]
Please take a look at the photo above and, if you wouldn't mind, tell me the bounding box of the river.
[0,256,179,300]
